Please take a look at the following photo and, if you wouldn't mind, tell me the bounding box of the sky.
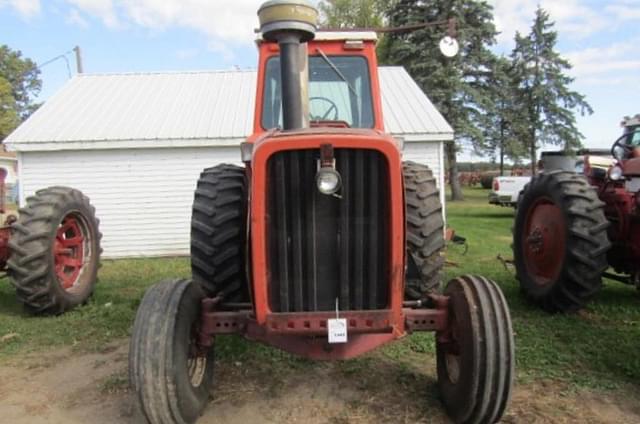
[1,0,639,159]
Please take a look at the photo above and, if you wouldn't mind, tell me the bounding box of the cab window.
[625,125,640,146]
[262,55,374,129]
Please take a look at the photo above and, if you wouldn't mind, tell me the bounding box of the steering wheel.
[309,96,339,121]
[611,132,635,160]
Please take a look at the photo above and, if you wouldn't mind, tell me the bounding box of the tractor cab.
[257,31,382,132]
[621,114,640,157]
[609,114,640,181]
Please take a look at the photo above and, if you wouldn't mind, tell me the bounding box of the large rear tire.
[129,278,214,424]
[403,161,445,298]
[436,275,514,424]
[7,186,101,314]
[190,164,249,301]
[513,171,610,312]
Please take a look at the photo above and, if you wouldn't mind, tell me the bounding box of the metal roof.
[5,67,453,152]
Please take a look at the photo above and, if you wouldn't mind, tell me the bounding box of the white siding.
[20,147,241,258]
[402,141,446,214]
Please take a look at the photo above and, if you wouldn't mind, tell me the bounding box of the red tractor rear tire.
[513,171,610,312]
[403,161,445,298]
[436,275,515,424]
[8,186,101,315]
[190,164,249,302]
[129,278,214,424]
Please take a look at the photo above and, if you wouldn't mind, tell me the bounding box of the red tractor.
[129,2,515,423]
[514,114,640,312]
[0,176,101,314]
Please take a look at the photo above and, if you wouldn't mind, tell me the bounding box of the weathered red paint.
[0,226,10,270]
[522,197,566,286]
[623,157,640,176]
[54,214,86,290]
[250,130,405,336]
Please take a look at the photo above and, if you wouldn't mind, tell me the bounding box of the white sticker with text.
[328,318,348,344]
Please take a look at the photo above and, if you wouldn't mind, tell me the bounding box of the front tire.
[436,275,514,424]
[403,161,445,298]
[513,171,610,312]
[7,186,101,314]
[129,279,214,424]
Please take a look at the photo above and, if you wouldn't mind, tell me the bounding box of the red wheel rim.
[54,213,87,291]
[522,197,566,286]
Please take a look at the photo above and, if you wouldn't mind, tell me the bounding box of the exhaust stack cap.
[258,0,318,42]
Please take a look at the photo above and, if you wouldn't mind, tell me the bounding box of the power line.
[36,49,74,78]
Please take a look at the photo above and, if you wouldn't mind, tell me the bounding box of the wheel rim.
[522,197,566,286]
[445,353,461,384]
[54,212,90,292]
[187,324,208,388]
[188,357,207,387]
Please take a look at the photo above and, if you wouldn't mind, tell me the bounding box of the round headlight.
[316,168,341,195]
[613,145,626,161]
[610,165,624,181]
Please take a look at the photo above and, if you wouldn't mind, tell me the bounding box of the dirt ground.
[1,340,639,424]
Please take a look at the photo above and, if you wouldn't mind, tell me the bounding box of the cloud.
[564,38,640,86]
[605,3,640,21]
[52,0,264,45]
[65,8,89,28]
[490,0,609,46]
[0,0,41,18]
[66,0,119,28]
[124,0,263,44]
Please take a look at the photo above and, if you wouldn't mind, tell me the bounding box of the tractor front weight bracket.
[197,293,451,352]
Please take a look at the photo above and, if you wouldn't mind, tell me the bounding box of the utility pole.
[73,46,83,74]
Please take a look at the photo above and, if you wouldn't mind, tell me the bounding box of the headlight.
[613,145,626,161]
[610,165,624,181]
[316,167,342,195]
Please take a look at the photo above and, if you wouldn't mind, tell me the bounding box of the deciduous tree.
[0,45,41,141]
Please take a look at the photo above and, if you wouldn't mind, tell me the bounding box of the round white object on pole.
[439,36,459,57]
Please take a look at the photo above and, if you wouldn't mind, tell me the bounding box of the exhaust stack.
[258,0,318,130]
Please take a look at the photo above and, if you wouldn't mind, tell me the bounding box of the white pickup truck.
[488,153,589,208]
[488,176,530,207]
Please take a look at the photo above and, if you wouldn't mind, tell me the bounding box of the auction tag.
[327,318,348,344]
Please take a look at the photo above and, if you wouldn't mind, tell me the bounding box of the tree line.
[320,0,591,201]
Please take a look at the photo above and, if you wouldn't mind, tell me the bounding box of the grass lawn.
[0,187,639,391]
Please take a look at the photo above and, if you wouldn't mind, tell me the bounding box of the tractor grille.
[266,148,390,312]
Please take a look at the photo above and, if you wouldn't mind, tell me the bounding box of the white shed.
[5,67,453,258]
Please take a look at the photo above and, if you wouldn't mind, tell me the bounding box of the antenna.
[73,46,83,74]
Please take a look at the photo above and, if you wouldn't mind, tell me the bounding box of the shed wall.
[20,146,241,258]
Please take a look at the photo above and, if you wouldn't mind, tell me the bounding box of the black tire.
[7,186,101,315]
[129,278,214,424]
[436,275,514,424]
[191,164,249,301]
[403,161,445,298]
[513,171,610,312]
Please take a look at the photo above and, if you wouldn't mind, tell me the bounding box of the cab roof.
[257,30,378,44]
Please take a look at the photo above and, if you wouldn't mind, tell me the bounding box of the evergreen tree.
[384,0,498,200]
[483,56,524,175]
[510,7,592,173]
